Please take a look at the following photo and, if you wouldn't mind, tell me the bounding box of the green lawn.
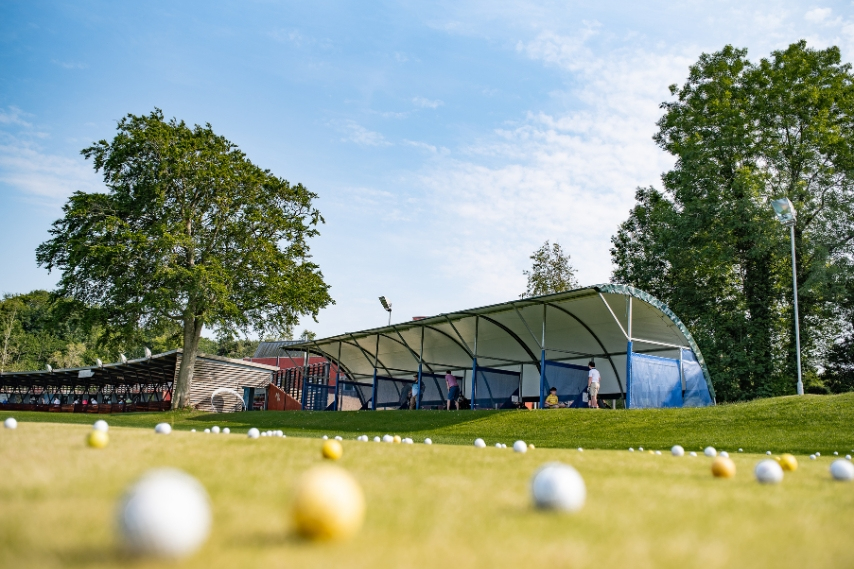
[4,392,854,454]
[1,420,853,569]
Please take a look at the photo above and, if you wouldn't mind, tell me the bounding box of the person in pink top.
[445,371,460,410]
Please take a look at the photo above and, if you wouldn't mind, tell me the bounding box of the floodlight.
[144,347,152,359]
[120,354,128,364]
[771,198,796,226]
[96,358,103,368]
[46,364,53,373]
[379,296,391,312]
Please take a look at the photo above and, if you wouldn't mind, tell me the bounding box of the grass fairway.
[2,421,854,569]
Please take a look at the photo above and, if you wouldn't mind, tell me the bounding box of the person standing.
[409,376,420,410]
[587,361,601,409]
[445,371,460,410]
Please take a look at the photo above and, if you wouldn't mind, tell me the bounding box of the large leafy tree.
[611,42,854,400]
[37,110,333,408]
[522,240,579,298]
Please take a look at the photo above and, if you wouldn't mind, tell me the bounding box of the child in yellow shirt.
[544,387,561,408]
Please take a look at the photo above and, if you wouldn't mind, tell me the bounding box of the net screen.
[543,361,590,408]
[374,377,415,410]
[473,367,520,410]
[628,353,682,409]
[337,381,373,411]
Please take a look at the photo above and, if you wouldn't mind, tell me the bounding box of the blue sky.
[2,1,853,339]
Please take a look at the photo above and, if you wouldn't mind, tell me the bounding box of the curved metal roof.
[288,284,714,400]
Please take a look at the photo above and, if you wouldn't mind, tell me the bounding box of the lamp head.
[379,296,392,312]
[771,198,797,226]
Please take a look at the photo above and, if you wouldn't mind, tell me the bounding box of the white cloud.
[412,97,444,109]
[805,8,833,23]
[0,107,32,128]
[340,120,392,147]
[0,139,100,202]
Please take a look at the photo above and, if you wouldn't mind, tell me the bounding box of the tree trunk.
[172,311,204,410]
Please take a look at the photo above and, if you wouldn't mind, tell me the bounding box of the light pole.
[771,197,804,396]
[379,296,392,326]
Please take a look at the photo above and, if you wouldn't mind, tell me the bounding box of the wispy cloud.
[51,59,88,69]
[0,107,32,128]
[339,120,392,147]
[412,96,443,109]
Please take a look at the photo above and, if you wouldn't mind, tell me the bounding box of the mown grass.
[5,392,854,454]
[1,422,853,569]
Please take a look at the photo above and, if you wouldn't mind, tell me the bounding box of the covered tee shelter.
[289,284,715,410]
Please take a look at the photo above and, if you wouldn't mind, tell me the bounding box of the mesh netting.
[374,377,415,410]
[417,373,448,409]
[681,349,713,407]
[628,353,682,409]
[543,361,589,408]
[337,380,373,411]
[473,367,520,410]
[303,382,335,411]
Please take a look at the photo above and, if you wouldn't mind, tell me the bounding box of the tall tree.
[611,42,854,401]
[522,240,579,297]
[37,110,333,409]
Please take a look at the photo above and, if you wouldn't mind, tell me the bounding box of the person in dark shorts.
[445,371,460,410]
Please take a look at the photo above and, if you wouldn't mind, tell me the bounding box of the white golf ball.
[531,462,586,512]
[810,454,817,460]
[766,451,772,455]
[629,448,634,452]
[577,448,584,452]
[277,430,284,437]
[689,452,697,457]
[638,447,644,451]
[322,435,328,440]
[755,459,784,484]
[833,451,839,456]
[261,432,268,437]
[738,448,743,452]
[247,428,260,439]
[191,429,196,433]
[704,447,716,457]
[118,468,211,558]
[671,445,684,457]
[655,450,662,455]
[373,436,380,442]
[222,428,230,435]
[404,438,413,444]
[830,459,854,481]
[513,441,527,453]
[4,417,18,429]
[204,429,210,434]
[334,436,343,441]
[424,438,432,445]
[495,443,502,448]
[93,420,109,432]
[474,438,486,448]
[815,452,821,457]
[720,451,729,458]
[154,423,172,435]
[846,455,852,461]
[211,426,220,434]
[382,435,393,443]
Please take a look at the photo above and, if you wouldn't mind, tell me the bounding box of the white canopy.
[288,284,714,401]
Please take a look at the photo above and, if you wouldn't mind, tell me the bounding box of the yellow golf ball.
[711,456,736,478]
[393,435,401,444]
[87,430,109,449]
[777,454,798,471]
[292,465,365,540]
[321,439,343,460]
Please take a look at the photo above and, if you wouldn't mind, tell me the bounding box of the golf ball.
[755,459,784,484]
[738,448,743,452]
[322,435,328,440]
[810,454,817,460]
[334,436,343,441]
[474,438,486,448]
[373,437,380,443]
[529,444,535,449]
[93,419,109,432]
[292,465,365,540]
[204,429,210,434]
[382,435,393,443]
[655,451,661,455]
[393,435,401,444]
[629,448,634,452]
[403,438,413,444]
[690,452,697,457]
[720,451,729,458]
[531,462,586,512]
[777,454,798,472]
[261,432,268,437]
[247,428,260,439]
[87,430,109,449]
[322,439,343,460]
[671,445,684,457]
[513,441,527,453]
[639,447,644,451]
[833,451,839,456]
[846,455,852,461]
[209,426,218,434]
[154,423,172,435]
[4,417,17,429]
[815,452,821,457]
[495,443,502,448]
[191,429,196,433]
[766,451,772,455]
[424,438,432,445]
[711,456,736,478]
[578,448,584,452]
[704,447,717,457]
[118,468,211,558]
[222,428,230,435]
[830,459,854,481]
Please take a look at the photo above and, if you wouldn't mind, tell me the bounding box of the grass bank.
[4,392,853,454]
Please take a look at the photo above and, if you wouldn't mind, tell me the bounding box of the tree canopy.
[522,241,579,298]
[37,110,333,407]
[611,42,854,400]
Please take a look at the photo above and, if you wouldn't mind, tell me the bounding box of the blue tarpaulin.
[682,349,714,407]
[543,361,589,408]
[628,353,682,409]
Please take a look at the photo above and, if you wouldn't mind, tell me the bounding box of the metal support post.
[789,224,804,395]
